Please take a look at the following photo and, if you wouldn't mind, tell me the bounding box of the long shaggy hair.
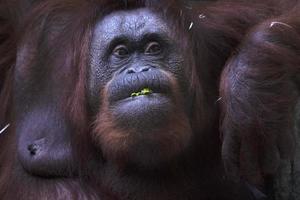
[0,0,299,199]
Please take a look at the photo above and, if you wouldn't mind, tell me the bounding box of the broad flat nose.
[125,66,151,74]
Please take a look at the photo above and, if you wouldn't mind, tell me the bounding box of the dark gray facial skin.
[88,8,189,129]
[89,8,178,89]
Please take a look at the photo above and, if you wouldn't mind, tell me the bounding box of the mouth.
[130,87,153,97]
[108,73,172,103]
[106,73,177,130]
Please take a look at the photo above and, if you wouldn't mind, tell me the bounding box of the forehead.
[93,8,170,42]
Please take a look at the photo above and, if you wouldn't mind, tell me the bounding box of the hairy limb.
[220,13,300,189]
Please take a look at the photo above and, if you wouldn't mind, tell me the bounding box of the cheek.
[88,62,114,113]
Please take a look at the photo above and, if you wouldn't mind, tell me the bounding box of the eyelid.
[113,44,127,52]
[112,44,129,57]
[144,41,161,54]
[107,36,130,56]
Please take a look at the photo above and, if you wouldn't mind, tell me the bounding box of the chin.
[92,71,193,168]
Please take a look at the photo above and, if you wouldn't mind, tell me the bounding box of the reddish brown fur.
[94,70,192,167]
[220,7,300,186]
[0,0,299,199]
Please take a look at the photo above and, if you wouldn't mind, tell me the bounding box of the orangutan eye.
[144,42,161,55]
[113,45,129,57]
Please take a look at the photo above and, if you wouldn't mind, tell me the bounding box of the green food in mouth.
[131,88,153,97]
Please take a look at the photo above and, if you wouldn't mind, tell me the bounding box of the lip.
[110,92,174,130]
[117,92,167,103]
[108,73,172,103]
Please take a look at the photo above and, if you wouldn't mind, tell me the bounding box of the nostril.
[125,66,151,74]
[126,68,136,74]
[141,67,150,72]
